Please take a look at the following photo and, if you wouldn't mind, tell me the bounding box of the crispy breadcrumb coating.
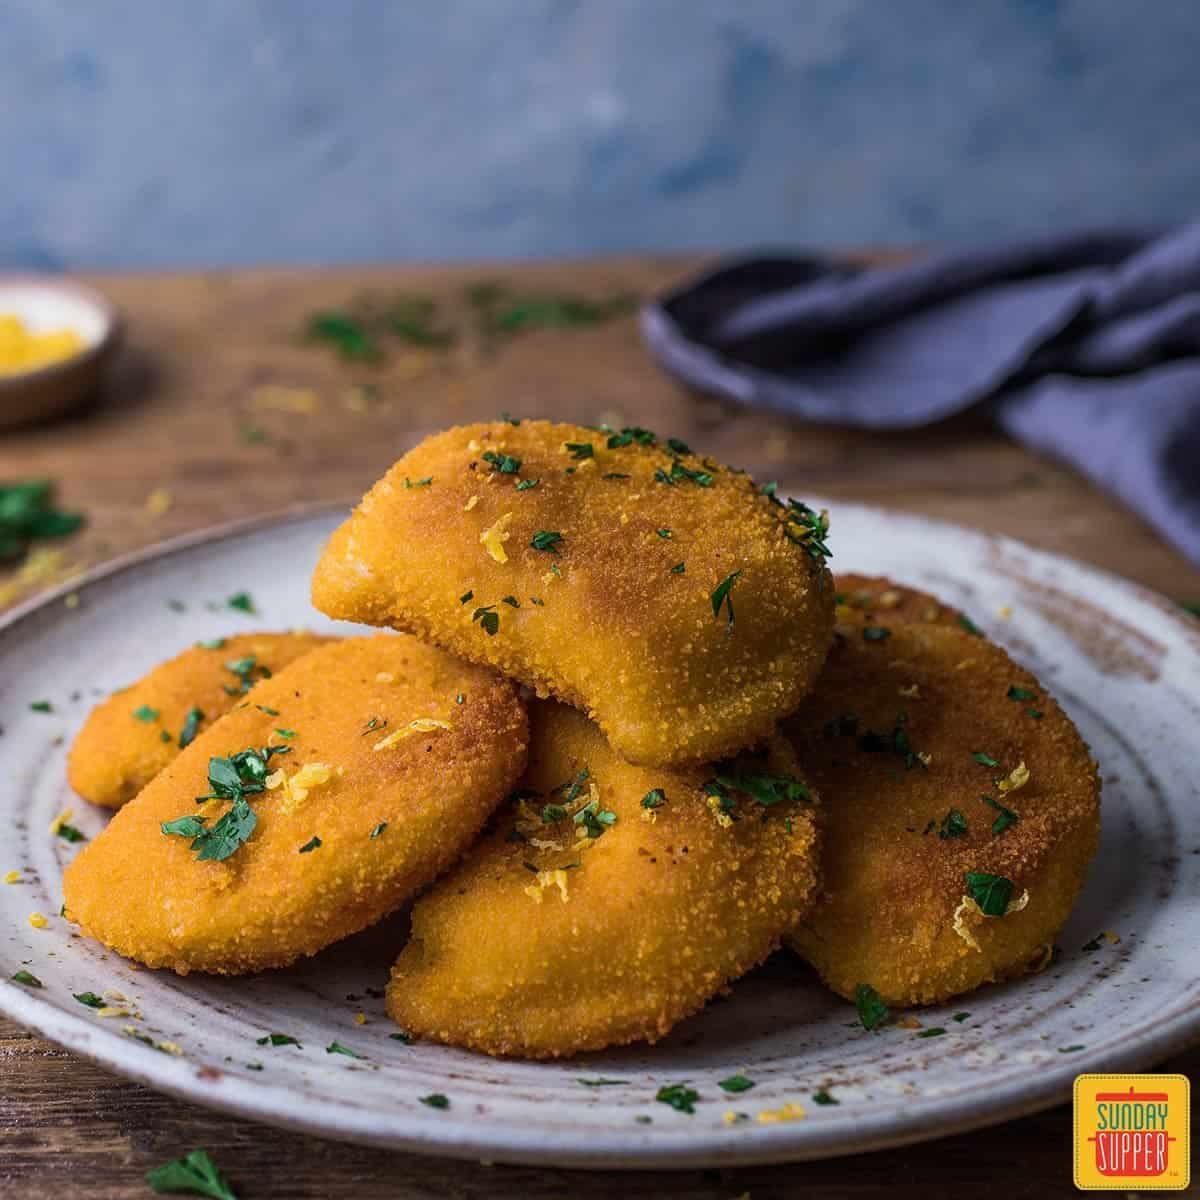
[834,573,963,631]
[311,421,835,767]
[386,700,820,1058]
[68,632,331,809]
[784,617,1100,1007]
[63,635,528,974]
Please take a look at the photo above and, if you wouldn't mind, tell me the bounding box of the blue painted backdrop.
[2,0,1197,269]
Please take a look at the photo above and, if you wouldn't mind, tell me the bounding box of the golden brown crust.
[784,621,1100,1007]
[834,573,964,631]
[68,632,332,809]
[63,635,528,974]
[311,421,835,767]
[386,700,820,1058]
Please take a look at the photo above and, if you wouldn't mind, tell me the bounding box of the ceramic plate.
[1,505,1197,1168]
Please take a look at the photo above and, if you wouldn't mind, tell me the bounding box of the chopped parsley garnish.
[404,476,432,489]
[459,590,474,605]
[162,815,208,839]
[55,821,86,844]
[666,437,692,455]
[541,804,568,823]
[862,626,890,642]
[965,871,1014,915]
[1006,685,1037,702]
[224,655,269,695]
[12,969,42,987]
[971,751,1000,768]
[275,728,296,740]
[133,704,160,723]
[917,1027,946,1039]
[854,983,889,1031]
[254,704,279,716]
[196,638,226,650]
[578,1077,625,1087]
[657,459,712,487]
[74,991,105,1008]
[298,836,321,853]
[472,605,499,636]
[564,441,594,459]
[369,822,387,839]
[179,707,204,749]
[812,1089,839,1106]
[554,768,590,804]
[952,1012,971,1022]
[602,472,630,480]
[256,1033,300,1047]
[656,1083,699,1113]
[1059,1044,1086,1054]
[30,700,52,713]
[640,788,666,811]
[482,450,522,475]
[420,1093,450,1109]
[1025,707,1043,720]
[361,716,385,736]
[606,427,656,449]
[656,528,672,539]
[778,499,832,563]
[710,570,741,633]
[0,479,84,565]
[227,591,256,614]
[502,595,520,608]
[389,1031,413,1043]
[718,1074,755,1094]
[670,562,685,574]
[530,530,563,553]
[574,800,618,839]
[515,478,539,491]
[145,1148,237,1200]
[326,1041,362,1058]
[160,729,173,743]
[937,809,968,839]
[306,310,380,360]
[958,613,984,637]
[710,769,810,809]
[982,795,1019,835]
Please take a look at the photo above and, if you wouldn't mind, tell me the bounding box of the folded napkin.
[641,226,1200,568]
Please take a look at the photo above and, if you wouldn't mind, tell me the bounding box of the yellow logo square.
[1074,1074,1190,1190]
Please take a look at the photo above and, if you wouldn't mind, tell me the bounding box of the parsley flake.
[74,991,105,1008]
[501,595,520,608]
[564,441,594,459]
[718,1074,755,1094]
[640,788,666,811]
[862,626,891,642]
[965,871,1015,915]
[145,1148,237,1200]
[937,809,968,839]
[515,478,539,491]
[12,969,42,987]
[133,704,160,723]
[196,638,226,650]
[482,450,522,475]
[530,530,563,553]
[971,751,1000,768]
[326,1041,363,1058]
[917,1027,947,1039]
[656,1083,699,1114]
[958,613,984,637]
[670,562,685,574]
[982,795,1019,835]
[256,1033,300,1047]
[854,983,889,1031]
[421,1093,450,1109]
[56,822,86,844]
[710,570,742,634]
[812,1089,839,1106]
[29,700,52,713]
[227,591,256,614]
[1006,685,1037,701]
[369,822,388,838]
[655,528,672,539]
[459,590,473,605]
[298,836,321,854]
[179,707,204,749]
[472,605,499,636]
[578,1077,625,1087]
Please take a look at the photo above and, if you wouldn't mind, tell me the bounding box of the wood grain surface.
[1,258,1197,1199]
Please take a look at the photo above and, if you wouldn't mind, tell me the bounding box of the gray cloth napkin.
[641,226,1200,568]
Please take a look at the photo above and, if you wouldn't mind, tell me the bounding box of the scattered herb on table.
[958,613,984,637]
[917,1027,946,1039]
[812,1089,839,1106]
[0,479,84,565]
[420,1092,450,1109]
[11,969,42,987]
[145,1147,238,1200]
[29,700,52,713]
[577,1077,625,1087]
[55,821,86,844]
[74,991,105,1008]
[256,1033,300,1047]
[326,1041,363,1058]
[226,592,256,615]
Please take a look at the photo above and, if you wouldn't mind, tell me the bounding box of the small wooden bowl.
[0,276,121,431]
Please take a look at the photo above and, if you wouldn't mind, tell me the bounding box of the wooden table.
[1,260,1196,1198]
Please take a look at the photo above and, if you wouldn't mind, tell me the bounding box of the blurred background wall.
[3,0,1198,270]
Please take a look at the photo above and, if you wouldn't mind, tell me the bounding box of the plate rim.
[1,500,1198,1169]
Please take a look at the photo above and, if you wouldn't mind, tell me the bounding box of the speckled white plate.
[1,504,1197,1168]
